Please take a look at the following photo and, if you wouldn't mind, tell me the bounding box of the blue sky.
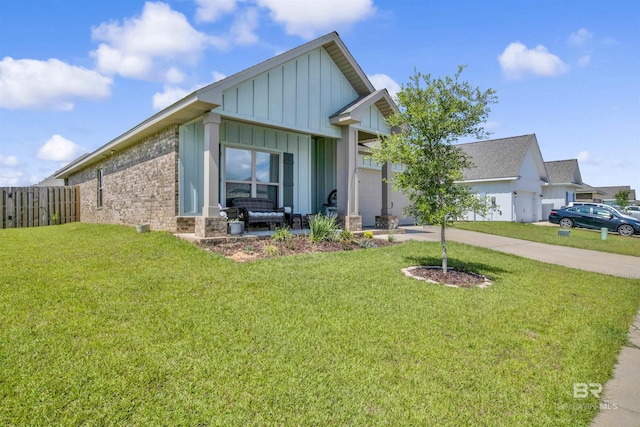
[1,0,639,193]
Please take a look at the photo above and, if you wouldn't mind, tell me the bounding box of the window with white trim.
[224,147,280,206]
[97,169,104,208]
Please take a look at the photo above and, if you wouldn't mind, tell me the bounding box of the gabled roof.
[34,174,65,186]
[596,186,636,201]
[544,159,582,186]
[329,89,397,125]
[576,183,604,194]
[56,32,378,179]
[457,134,548,182]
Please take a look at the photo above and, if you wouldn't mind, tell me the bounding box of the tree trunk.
[441,223,448,274]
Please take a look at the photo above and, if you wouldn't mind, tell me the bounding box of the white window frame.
[97,169,103,208]
[222,145,282,205]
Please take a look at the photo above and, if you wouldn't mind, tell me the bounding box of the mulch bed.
[198,235,491,288]
[402,266,492,288]
[199,235,397,262]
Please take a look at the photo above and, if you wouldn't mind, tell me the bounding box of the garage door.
[515,191,536,223]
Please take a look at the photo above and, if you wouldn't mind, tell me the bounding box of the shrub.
[359,239,377,249]
[388,224,395,242]
[272,226,293,243]
[263,244,279,257]
[309,213,338,243]
[363,230,374,239]
[338,229,356,244]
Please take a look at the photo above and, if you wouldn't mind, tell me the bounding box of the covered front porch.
[175,222,406,246]
[179,93,401,238]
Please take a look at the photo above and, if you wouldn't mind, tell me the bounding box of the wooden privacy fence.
[1,186,79,229]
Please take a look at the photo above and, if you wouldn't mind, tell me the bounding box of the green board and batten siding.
[220,120,312,214]
[179,119,315,216]
[178,43,390,216]
[217,47,360,138]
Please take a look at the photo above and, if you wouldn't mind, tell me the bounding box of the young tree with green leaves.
[372,66,497,273]
[614,190,630,210]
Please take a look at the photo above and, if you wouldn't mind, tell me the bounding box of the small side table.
[286,213,302,229]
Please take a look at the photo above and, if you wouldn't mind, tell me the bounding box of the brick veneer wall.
[67,126,180,232]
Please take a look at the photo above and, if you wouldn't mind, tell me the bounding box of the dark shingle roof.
[457,134,539,181]
[596,186,636,201]
[544,159,582,185]
[576,183,603,194]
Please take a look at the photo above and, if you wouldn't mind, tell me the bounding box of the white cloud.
[578,55,591,67]
[0,170,37,187]
[498,42,569,79]
[165,67,185,84]
[367,73,401,99]
[212,71,227,82]
[195,0,237,22]
[37,135,85,162]
[568,28,592,46]
[152,85,190,110]
[0,154,19,166]
[231,7,260,45]
[91,2,228,81]
[610,160,630,168]
[0,57,111,111]
[601,37,619,46]
[577,151,600,166]
[257,0,375,39]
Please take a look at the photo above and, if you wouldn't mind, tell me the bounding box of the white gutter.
[455,177,519,184]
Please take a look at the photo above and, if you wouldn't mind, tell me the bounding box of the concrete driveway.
[390,225,640,279]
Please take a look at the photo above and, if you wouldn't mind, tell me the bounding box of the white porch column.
[195,112,226,238]
[202,112,221,217]
[381,162,393,216]
[375,161,398,230]
[336,125,361,230]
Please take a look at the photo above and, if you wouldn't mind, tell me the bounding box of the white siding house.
[457,134,549,223]
[541,159,583,218]
[55,32,406,236]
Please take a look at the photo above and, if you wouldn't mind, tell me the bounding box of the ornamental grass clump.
[358,239,377,249]
[309,213,338,243]
[263,244,279,257]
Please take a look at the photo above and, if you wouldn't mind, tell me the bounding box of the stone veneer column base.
[195,216,227,238]
[343,215,362,231]
[176,216,196,233]
[375,215,398,230]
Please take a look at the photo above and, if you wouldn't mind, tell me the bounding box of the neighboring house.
[541,159,583,218]
[34,174,65,186]
[457,134,549,223]
[595,186,637,205]
[576,183,605,203]
[55,32,407,237]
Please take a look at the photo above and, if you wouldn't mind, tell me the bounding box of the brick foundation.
[195,216,227,238]
[344,215,362,231]
[176,216,196,233]
[375,215,398,230]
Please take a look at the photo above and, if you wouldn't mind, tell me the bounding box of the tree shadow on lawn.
[404,255,510,278]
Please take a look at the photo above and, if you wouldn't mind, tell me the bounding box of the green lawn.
[1,223,639,426]
[454,221,640,257]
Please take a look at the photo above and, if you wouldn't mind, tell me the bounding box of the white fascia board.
[455,177,519,184]
[55,95,216,178]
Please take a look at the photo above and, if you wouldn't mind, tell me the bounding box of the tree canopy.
[372,66,497,272]
[615,190,630,209]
